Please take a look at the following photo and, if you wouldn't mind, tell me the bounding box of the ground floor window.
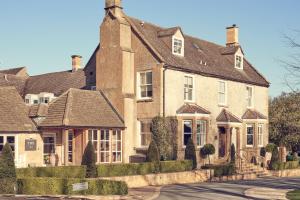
[68,130,74,163]
[183,120,192,147]
[246,124,254,147]
[112,130,122,163]
[258,124,263,147]
[43,134,55,165]
[0,135,15,155]
[140,121,152,147]
[100,130,110,163]
[196,120,206,147]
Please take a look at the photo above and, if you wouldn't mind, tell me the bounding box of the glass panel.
[247,125,254,145]
[0,136,4,144]
[146,72,152,84]
[140,73,146,85]
[183,121,192,146]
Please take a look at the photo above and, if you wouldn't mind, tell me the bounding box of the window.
[0,136,3,152]
[44,97,50,104]
[246,86,254,108]
[112,130,122,163]
[33,100,39,104]
[196,120,206,147]
[39,97,44,103]
[173,37,184,56]
[235,55,243,69]
[91,86,97,91]
[184,76,194,101]
[218,81,226,105]
[43,135,55,165]
[258,124,263,147]
[88,130,98,156]
[0,136,15,157]
[100,130,110,163]
[183,120,192,147]
[68,130,74,163]
[246,124,254,147]
[140,121,152,147]
[25,99,30,104]
[139,71,153,99]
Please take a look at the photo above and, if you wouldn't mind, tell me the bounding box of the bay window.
[196,120,206,147]
[68,130,74,163]
[43,134,55,165]
[100,130,110,163]
[258,124,263,147]
[112,130,122,163]
[246,124,254,147]
[183,120,192,147]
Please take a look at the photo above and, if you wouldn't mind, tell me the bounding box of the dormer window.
[235,54,243,69]
[172,37,184,56]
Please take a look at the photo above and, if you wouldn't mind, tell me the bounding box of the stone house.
[0,0,269,167]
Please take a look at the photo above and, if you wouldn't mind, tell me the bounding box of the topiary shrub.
[81,141,97,178]
[146,141,160,173]
[260,147,266,157]
[0,143,16,194]
[230,144,236,163]
[185,138,197,169]
[269,146,279,170]
[200,144,216,165]
[266,143,277,153]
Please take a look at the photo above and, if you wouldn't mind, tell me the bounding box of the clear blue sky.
[0,0,299,96]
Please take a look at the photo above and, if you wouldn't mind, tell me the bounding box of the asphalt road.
[156,177,300,200]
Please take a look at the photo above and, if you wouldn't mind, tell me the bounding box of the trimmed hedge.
[97,160,193,177]
[202,163,236,177]
[0,178,16,194]
[270,161,299,171]
[17,178,128,195]
[17,166,86,179]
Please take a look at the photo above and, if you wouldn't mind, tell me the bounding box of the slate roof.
[40,89,125,128]
[0,67,27,76]
[0,73,27,96]
[216,109,242,123]
[242,109,267,120]
[28,104,49,118]
[0,87,37,132]
[126,16,269,87]
[177,103,210,115]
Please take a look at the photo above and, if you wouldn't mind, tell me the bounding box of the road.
[156,177,300,200]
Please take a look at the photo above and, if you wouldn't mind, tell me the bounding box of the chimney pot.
[71,55,82,72]
[226,24,239,47]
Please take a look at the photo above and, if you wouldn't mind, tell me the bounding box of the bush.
[260,147,266,157]
[185,138,197,169]
[82,141,97,178]
[17,166,86,179]
[270,161,299,170]
[146,141,160,172]
[266,143,277,153]
[269,146,279,169]
[230,144,236,163]
[17,178,128,195]
[97,160,193,177]
[200,144,215,165]
[0,143,17,194]
[202,163,235,177]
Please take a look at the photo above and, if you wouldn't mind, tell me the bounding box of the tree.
[269,92,300,151]
[146,141,160,173]
[200,144,215,165]
[0,143,16,194]
[81,141,97,178]
[270,146,279,170]
[184,138,197,169]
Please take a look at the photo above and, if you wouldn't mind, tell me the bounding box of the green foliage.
[269,92,300,150]
[17,178,128,195]
[82,141,97,178]
[0,143,16,179]
[200,144,216,165]
[165,117,178,160]
[287,189,300,200]
[16,166,86,179]
[260,147,266,157]
[202,163,235,177]
[146,141,160,173]
[292,152,299,161]
[269,147,279,169]
[0,178,16,194]
[184,138,197,169]
[266,143,277,153]
[230,144,236,163]
[270,161,299,171]
[97,160,193,177]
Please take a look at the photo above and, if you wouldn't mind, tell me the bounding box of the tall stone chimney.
[71,55,82,72]
[226,24,239,47]
[105,0,123,17]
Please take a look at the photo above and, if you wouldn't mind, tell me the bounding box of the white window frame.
[0,135,18,161]
[246,124,254,147]
[196,120,207,148]
[258,124,263,147]
[100,130,110,164]
[184,75,195,102]
[183,120,193,148]
[140,121,152,148]
[172,36,184,56]
[235,54,244,69]
[68,130,74,163]
[246,85,254,108]
[137,70,153,100]
[88,129,99,162]
[218,81,227,106]
[42,133,56,165]
[112,130,122,163]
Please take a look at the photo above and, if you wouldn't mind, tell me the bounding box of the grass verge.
[287,190,300,200]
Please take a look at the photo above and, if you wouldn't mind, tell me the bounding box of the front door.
[218,127,226,158]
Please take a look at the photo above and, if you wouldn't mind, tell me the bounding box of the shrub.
[17,166,86,179]
[292,152,299,161]
[260,147,266,157]
[159,160,193,173]
[269,146,279,169]
[230,144,236,163]
[82,141,97,178]
[200,144,216,165]
[184,138,197,169]
[17,178,128,195]
[270,161,299,170]
[202,163,235,177]
[146,141,160,172]
[165,117,178,160]
[0,143,16,194]
[266,143,277,153]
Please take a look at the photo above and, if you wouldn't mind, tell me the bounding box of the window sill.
[137,98,153,103]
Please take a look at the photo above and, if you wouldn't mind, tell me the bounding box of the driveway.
[156,177,300,200]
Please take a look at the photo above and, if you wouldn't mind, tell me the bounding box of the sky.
[0,0,299,97]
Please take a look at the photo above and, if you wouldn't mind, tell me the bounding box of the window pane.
[184,134,192,146]
[146,72,152,84]
[147,85,153,97]
[247,125,254,146]
[141,86,147,98]
[0,136,4,144]
[140,73,146,85]
[184,121,192,133]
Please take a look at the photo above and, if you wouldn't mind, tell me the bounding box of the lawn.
[287,190,300,200]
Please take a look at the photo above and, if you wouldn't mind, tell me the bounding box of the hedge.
[17,178,128,195]
[202,163,236,177]
[270,161,299,171]
[97,160,193,177]
[0,178,16,194]
[17,166,86,179]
